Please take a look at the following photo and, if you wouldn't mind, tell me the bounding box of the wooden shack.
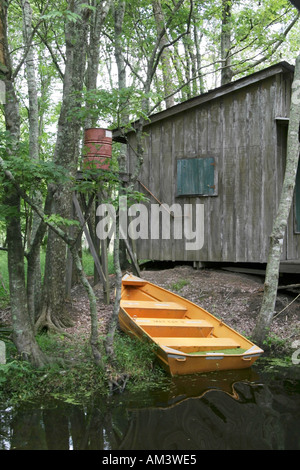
[114,61,300,273]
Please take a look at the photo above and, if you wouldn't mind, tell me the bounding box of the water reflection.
[1,367,299,450]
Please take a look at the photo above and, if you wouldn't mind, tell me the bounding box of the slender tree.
[253,54,300,346]
[0,1,48,367]
[21,0,44,321]
[38,2,92,332]
[85,0,114,129]
[221,0,233,85]
[152,0,175,108]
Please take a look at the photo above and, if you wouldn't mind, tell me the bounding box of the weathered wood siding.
[127,67,300,264]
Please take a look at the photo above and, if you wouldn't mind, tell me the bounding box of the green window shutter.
[295,159,300,233]
[177,157,215,196]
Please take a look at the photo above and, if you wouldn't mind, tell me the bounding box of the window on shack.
[176,157,216,197]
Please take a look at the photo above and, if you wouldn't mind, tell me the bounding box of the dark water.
[1,361,299,451]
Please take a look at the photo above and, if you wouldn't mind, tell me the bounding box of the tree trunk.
[221,0,233,85]
[6,189,47,367]
[0,5,4,67]
[252,54,300,346]
[1,3,47,367]
[85,0,113,128]
[39,2,90,332]
[152,0,175,108]
[21,0,43,321]
[104,213,122,362]
[21,0,39,162]
[193,16,205,94]
[113,0,131,270]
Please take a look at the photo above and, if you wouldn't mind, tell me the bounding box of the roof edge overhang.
[113,61,294,143]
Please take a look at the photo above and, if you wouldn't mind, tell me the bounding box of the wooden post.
[100,238,110,303]
[72,193,110,304]
[93,196,100,286]
[97,192,110,304]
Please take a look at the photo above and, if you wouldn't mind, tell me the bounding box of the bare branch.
[12,0,52,80]
[149,0,191,84]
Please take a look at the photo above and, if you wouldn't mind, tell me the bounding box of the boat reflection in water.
[119,368,286,450]
[1,366,299,450]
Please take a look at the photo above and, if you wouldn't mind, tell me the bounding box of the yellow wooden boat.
[119,273,263,376]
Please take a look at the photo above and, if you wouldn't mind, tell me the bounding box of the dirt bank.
[1,264,299,355]
[68,264,299,354]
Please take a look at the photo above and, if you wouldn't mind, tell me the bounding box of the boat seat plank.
[153,337,240,352]
[122,274,147,286]
[120,300,187,311]
[122,279,147,286]
[135,318,214,338]
[134,318,212,327]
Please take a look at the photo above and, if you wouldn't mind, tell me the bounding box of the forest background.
[0,0,300,385]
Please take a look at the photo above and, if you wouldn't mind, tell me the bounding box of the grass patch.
[113,332,164,386]
[263,333,290,355]
[82,249,115,276]
[0,248,163,405]
[170,279,190,292]
[0,330,166,406]
[0,249,115,308]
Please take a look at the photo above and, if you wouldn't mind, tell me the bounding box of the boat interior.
[120,276,249,356]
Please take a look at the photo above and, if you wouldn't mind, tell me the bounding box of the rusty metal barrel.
[83,128,112,170]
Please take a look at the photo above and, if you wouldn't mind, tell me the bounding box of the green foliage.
[41,8,80,24]
[72,86,152,129]
[0,358,105,404]
[45,214,80,229]
[73,167,120,194]
[1,153,68,194]
[0,331,106,404]
[0,130,69,232]
[82,249,115,276]
[0,330,165,405]
[263,332,290,354]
